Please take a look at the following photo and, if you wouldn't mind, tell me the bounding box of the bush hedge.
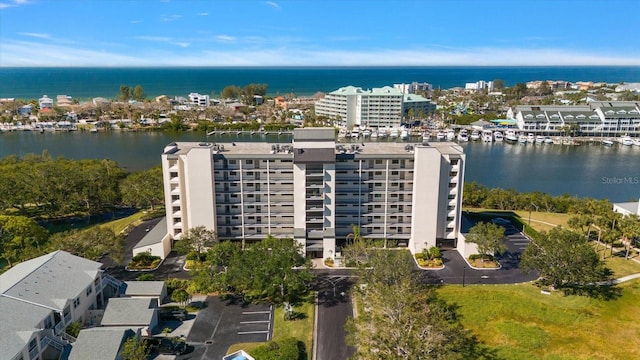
[251,337,306,360]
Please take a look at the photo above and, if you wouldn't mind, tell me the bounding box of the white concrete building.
[394,82,433,94]
[38,95,54,110]
[315,86,436,129]
[613,198,640,217]
[161,128,465,259]
[188,92,210,107]
[465,80,494,92]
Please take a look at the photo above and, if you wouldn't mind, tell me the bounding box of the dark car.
[143,337,188,355]
[160,308,188,321]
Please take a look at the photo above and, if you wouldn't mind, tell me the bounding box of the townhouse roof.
[0,296,54,360]
[124,281,166,297]
[101,297,157,326]
[0,250,102,310]
[403,93,433,103]
[69,327,136,360]
[328,85,404,97]
[600,106,640,119]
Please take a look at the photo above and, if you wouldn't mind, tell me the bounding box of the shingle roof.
[101,298,157,326]
[134,217,167,248]
[69,327,136,360]
[1,250,102,310]
[0,296,53,360]
[124,281,166,297]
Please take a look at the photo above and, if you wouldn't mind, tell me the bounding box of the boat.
[602,139,614,146]
[389,128,399,138]
[504,130,518,143]
[535,135,545,144]
[446,129,456,141]
[362,129,371,137]
[89,128,98,133]
[543,136,553,144]
[527,133,535,143]
[457,129,469,142]
[493,131,504,142]
[518,135,528,144]
[482,130,493,142]
[619,134,633,146]
[400,128,409,140]
[422,131,430,141]
[436,130,446,140]
[378,128,388,138]
[634,138,640,147]
[470,130,481,141]
[370,130,378,139]
[337,128,347,138]
[350,128,360,138]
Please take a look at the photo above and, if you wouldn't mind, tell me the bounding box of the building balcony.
[170,177,180,184]
[172,200,181,207]
[173,222,183,229]
[170,188,180,195]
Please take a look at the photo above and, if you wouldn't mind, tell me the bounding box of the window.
[86,285,92,296]
[392,160,399,164]
[246,160,253,164]
[73,297,81,308]
[375,160,382,164]
[170,172,178,177]
[29,338,37,351]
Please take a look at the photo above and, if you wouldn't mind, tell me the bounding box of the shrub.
[65,321,82,338]
[324,257,334,267]
[186,251,200,261]
[137,273,155,281]
[251,337,306,360]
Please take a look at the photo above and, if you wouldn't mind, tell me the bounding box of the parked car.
[142,337,188,355]
[160,307,188,321]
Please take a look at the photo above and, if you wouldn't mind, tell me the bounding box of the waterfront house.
[39,95,54,111]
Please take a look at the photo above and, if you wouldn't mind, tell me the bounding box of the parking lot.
[186,296,273,360]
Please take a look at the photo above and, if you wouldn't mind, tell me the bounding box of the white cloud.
[0,0,29,9]
[265,1,280,9]
[215,35,237,42]
[18,32,51,39]
[160,14,182,22]
[130,20,143,24]
[1,39,638,67]
[197,12,208,16]
[135,36,172,42]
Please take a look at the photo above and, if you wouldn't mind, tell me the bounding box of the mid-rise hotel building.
[315,86,436,130]
[161,128,464,259]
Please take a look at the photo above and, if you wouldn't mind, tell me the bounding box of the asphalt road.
[314,276,356,360]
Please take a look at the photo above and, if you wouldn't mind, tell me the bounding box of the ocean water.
[1,66,639,100]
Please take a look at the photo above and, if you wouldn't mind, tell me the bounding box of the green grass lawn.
[596,245,640,278]
[97,210,147,234]
[227,302,315,359]
[437,281,640,360]
[464,207,570,233]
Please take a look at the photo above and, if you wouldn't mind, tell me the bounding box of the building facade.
[162,128,465,259]
[315,86,435,129]
[188,92,210,107]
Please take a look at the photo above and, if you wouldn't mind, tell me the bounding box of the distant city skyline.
[1,0,639,67]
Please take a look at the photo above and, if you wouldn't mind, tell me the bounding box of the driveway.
[314,276,356,360]
[186,296,273,360]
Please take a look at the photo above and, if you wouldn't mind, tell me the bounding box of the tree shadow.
[561,284,622,300]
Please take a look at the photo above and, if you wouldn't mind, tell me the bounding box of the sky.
[1,0,639,67]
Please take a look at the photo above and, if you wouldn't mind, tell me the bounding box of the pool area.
[222,350,255,360]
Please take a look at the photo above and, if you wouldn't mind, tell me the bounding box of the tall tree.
[466,222,506,261]
[174,226,218,258]
[120,167,164,210]
[120,336,149,360]
[0,215,49,267]
[133,85,145,101]
[521,227,610,290]
[48,227,123,262]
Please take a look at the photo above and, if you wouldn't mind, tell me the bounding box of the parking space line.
[513,243,529,246]
[242,311,271,314]
[238,331,269,335]
[240,320,270,324]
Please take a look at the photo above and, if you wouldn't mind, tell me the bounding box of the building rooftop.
[134,217,167,248]
[124,281,166,297]
[69,327,136,360]
[0,296,54,360]
[101,297,157,327]
[0,250,102,310]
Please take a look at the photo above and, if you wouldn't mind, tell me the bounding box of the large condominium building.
[162,128,465,259]
[394,82,433,94]
[509,101,640,135]
[188,92,210,107]
[314,86,435,129]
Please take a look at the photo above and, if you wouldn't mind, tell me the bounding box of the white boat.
[527,133,535,143]
[493,131,504,142]
[389,129,399,138]
[422,131,431,141]
[337,128,347,138]
[362,129,371,137]
[370,130,378,139]
[634,138,640,147]
[504,130,518,143]
[535,135,545,144]
[445,129,455,141]
[482,130,493,142]
[602,139,614,146]
[470,130,481,141]
[457,129,469,142]
[350,128,360,138]
[619,134,633,146]
[436,130,446,140]
[543,136,553,144]
[378,128,388,138]
[400,128,409,140]
[518,135,528,144]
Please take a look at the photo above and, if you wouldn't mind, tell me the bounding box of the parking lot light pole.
[462,266,466,287]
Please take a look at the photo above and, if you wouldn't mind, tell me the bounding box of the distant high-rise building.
[188,92,210,107]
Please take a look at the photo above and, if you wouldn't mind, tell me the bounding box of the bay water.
[1,130,638,202]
